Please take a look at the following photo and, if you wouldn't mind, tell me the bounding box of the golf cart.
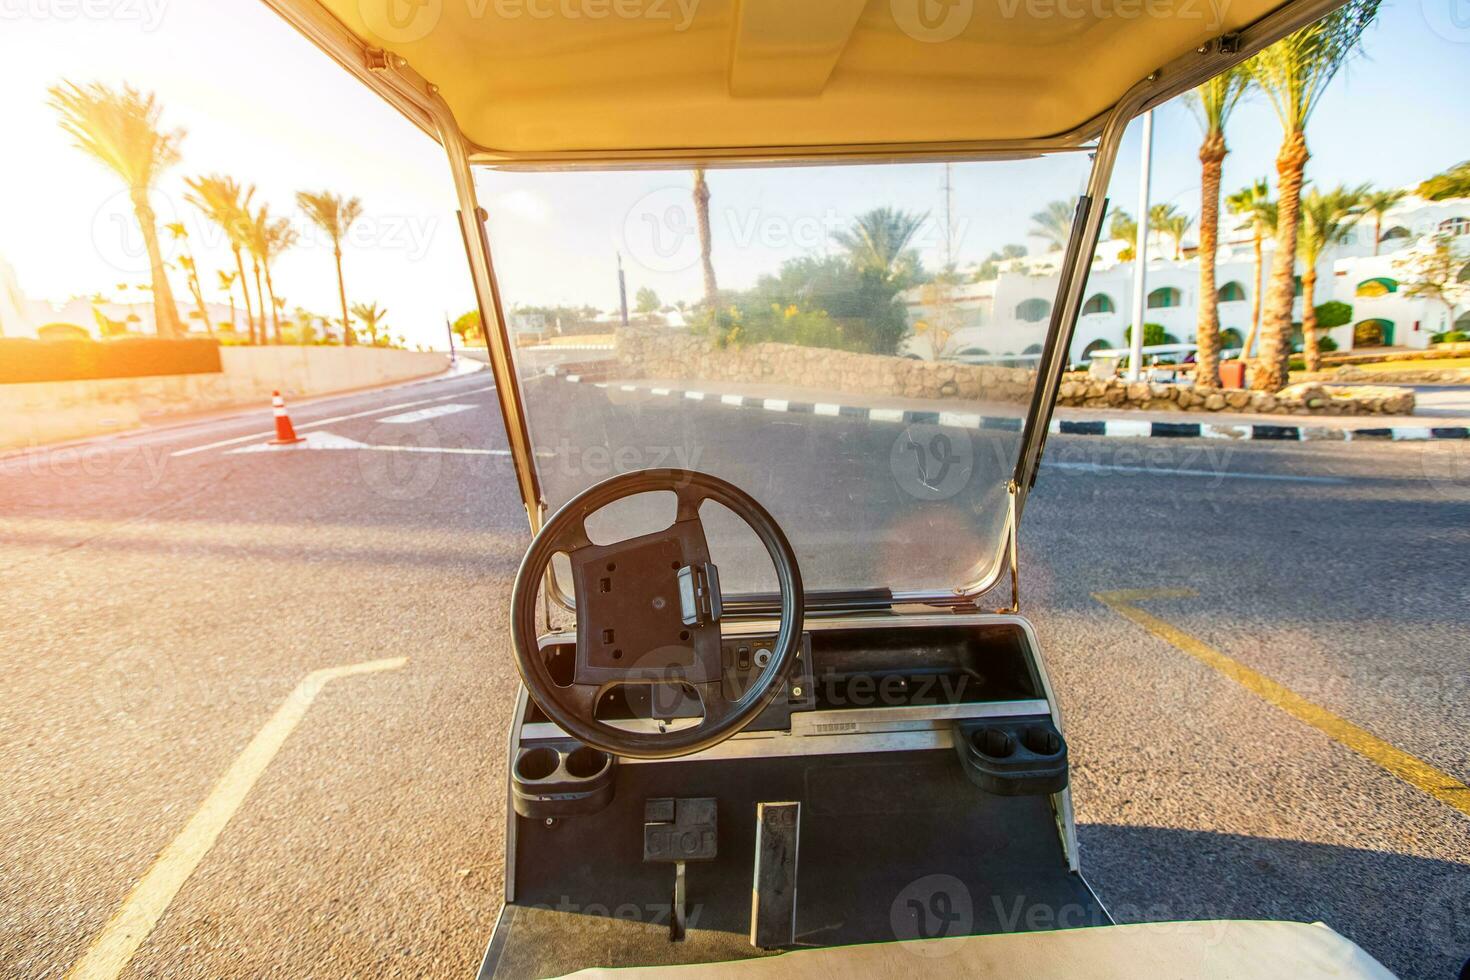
[260,2,1396,976]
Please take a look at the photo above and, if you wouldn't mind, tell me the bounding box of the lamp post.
[1127,109,1153,382]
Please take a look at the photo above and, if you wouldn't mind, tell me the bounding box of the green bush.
[1315,300,1352,329]
[1436,330,1469,344]
[0,337,222,383]
[1122,322,1176,347]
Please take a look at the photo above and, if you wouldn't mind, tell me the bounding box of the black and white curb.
[548,371,1468,443]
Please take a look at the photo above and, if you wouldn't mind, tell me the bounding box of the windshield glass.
[476,154,1091,596]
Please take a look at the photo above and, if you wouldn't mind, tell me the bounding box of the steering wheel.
[511,469,804,760]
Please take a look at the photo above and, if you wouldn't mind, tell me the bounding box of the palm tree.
[216,270,239,331]
[296,190,363,346]
[1226,179,1275,361]
[1146,203,1191,258]
[833,207,929,281]
[692,168,718,308]
[1361,188,1406,256]
[186,175,258,343]
[247,205,298,344]
[164,222,213,336]
[1185,68,1250,388]
[48,81,186,338]
[350,301,388,346]
[1299,184,1368,371]
[1108,208,1138,260]
[1029,200,1076,252]
[1246,0,1379,390]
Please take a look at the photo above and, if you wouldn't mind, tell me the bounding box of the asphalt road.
[2,367,1467,979]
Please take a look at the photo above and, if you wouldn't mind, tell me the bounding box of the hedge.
[0,337,223,384]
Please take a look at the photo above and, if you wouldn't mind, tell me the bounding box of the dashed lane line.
[1094,588,1470,818]
[169,385,496,457]
[379,403,477,424]
[65,657,409,980]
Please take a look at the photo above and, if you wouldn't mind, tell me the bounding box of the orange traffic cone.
[269,390,304,444]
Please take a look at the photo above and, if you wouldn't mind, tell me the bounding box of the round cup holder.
[564,746,610,779]
[516,746,560,781]
[1022,726,1062,756]
[972,727,1016,758]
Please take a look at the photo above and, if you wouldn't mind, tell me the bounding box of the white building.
[901,194,1470,363]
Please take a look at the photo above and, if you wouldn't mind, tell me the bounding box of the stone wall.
[1056,375,1414,415]
[615,326,1034,403]
[2,347,450,451]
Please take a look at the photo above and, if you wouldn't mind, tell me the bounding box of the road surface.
[1,368,1466,979]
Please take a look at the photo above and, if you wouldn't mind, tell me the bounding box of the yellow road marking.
[66,656,408,980]
[1094,589,1470,819]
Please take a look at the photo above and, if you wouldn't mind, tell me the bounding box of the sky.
[0,0,1465,348]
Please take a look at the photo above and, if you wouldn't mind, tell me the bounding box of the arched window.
[1146,287,1181,309]
[1356,277,1398,297]
[1455,310,1470,330]
[1353,319,1394,348]
[957,347,990,356]
[1219,328,1244,349]
[1217,281,1247,302]
[1015,298,1052,323]
[1457,262,1470,284]
[1081,293,1115,315]
[1438,216,1469,237]
[1022,343,1043,355]
[1379,225,1411,244]
[1293,275,1303,297]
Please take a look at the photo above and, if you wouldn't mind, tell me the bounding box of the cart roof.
[303,0,1289,161]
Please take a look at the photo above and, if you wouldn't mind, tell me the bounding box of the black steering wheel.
[511,469,804,760]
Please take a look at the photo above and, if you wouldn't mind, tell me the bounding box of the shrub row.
[0,337,223,384]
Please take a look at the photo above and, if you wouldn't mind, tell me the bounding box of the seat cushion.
[562,920,1394,979]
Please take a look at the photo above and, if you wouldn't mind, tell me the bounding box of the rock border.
[547,370,1466,443]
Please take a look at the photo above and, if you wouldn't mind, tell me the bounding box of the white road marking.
[684,391,706,401]
[651,387,671,396]
[940,412,981,429]
[378,403,475,424]
[169,385,496,457]
[814,403,840,416]
[720,394,744,407]
[1045,460,1347,484]
[227,431,511,456]
[869,408,905,423]
[762,399,789,412]
[65,657,408,980]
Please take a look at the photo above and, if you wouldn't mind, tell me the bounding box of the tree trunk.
[1195,134,1226,389]
[232,245,256,344]
[263,261,282,344]
[1301,267,1321,373]
[693,168,718,308]
[333,243,354,346]
[1241,225,1264,361]
[185,265,214,337]
[1373,214,1381,257]
[1252,131,1308,391]
[131,187,184,338]
[251,258,268,345]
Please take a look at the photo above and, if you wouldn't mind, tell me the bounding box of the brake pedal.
[644,798,717,941]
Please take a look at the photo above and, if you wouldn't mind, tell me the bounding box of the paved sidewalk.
[552,370,1470,442]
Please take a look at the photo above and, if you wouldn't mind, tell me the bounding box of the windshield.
[476,154,1092,597]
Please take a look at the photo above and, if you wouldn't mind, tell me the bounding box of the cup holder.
[953,715,1067,797]
[972,728,1016,759]
[512,741,617,819]
[565,746,610,778]
[1022,725,1061,757]
[516,746,561,781]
